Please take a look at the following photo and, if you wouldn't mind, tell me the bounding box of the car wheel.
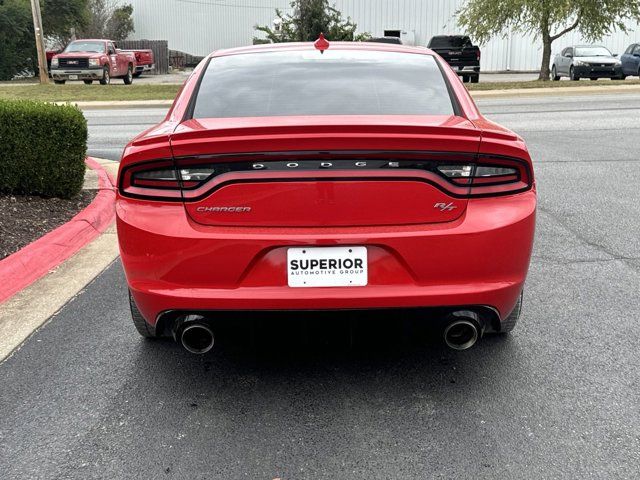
[470,75,479,83]
[569,66,579,81]
[99,66,110,85]
[617,74,627,80]
[54,80,66,85]
[590,77,598,81]
[123,65,133,85]
[551,66,560,81]
[83,80,93,85]
[129,290,155,338]
[499,291,523,334]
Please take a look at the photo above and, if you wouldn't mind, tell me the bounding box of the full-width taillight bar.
[119,153,532,200]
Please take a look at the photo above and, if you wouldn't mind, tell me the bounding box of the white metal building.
[125,0,640,71]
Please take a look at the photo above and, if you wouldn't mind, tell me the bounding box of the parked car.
[427,35,480,83]
[117,39,536,354]
[621,43,640,78]
[50,39,136,85]
[551,45,623,81]
[123,48,155,77]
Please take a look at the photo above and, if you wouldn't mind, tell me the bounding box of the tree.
[255,0,369,43]
[41,0,89,48]
[106,3,133,41]
[0,0,34,80]
[81,0,134,41]
[0,0,88,79]
[457,0,640,80]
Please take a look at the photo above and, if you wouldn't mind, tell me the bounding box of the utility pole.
[30,0,50,84]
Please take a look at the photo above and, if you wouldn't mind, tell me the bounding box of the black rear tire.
[499,291,523,334]
[54,80,66,85]
[123,65,133,85]
[551,66,560,81]
[83,80,93,85]
[129,290,155,338]
[470,75,479,83]
[99,66,110,85]
[590,77,598,81]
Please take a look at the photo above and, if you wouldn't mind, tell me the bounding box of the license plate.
[69,75,78,80]
[287,246,367,288]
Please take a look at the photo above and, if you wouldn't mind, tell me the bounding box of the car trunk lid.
[170,115,481,228]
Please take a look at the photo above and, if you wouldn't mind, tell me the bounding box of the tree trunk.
[542,15,581,80]
[539,34,552,81]
[538,2,551,81]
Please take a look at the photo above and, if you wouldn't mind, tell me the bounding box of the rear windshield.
[428,36,472,48]
[192,50,455,118]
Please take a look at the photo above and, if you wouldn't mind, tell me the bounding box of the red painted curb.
[0,157,116,304]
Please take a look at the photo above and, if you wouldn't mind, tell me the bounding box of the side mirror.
[613,53,619,57]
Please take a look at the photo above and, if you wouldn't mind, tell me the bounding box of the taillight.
[119,159,216,200]
[119,153,532,200]
[476,50,481,61]
[131,167,180,188]
[437,156,531,196]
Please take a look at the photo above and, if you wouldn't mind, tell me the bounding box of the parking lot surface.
[2,94,640,479]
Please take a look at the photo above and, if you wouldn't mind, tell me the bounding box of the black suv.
[427,35,481,83]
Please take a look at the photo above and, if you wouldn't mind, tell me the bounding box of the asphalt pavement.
[2,94,640,479]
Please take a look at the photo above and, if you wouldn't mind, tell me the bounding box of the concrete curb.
[0,157,116,304]
[470,84,640,98]
[58,100,174,109]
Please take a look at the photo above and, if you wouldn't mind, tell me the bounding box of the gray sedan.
[551,45,623,81]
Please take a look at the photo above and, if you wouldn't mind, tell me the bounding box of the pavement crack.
[537,206,639,271]
[532,256,640,266]
[536,158,640,164]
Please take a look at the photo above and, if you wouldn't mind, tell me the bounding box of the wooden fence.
[117,40,169,74]
[169,50,205,69]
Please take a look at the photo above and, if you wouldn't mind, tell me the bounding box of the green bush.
[0,99,87,199]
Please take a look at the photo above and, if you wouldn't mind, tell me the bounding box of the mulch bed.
[0,191,96,260]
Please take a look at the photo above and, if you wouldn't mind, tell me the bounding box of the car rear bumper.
[453,65,480,76]
[573,65,622,78]
[135,64,154,73]
[117,190,536,328]
[51,68,103,80]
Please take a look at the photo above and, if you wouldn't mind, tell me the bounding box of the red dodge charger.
[117,38,536,353]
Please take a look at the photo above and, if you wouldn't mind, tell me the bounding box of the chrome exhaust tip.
[443,311,481,350]
[180,323,215,354]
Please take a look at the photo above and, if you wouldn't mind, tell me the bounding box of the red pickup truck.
[50,39,137,85]
[125,49,154,77]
